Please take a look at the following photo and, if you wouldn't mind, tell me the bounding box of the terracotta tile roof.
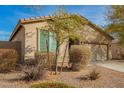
[20,15,51,24]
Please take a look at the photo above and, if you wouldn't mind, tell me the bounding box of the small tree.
[44,13,88,74]
[38,6,88,74]
[106,5,124,46]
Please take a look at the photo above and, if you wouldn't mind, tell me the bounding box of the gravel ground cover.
[0,65,124,88]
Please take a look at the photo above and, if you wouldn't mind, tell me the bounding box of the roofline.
[9,14,114,41]
[79,15,114,40]
[9,16,59,41]
[9,20,21,41]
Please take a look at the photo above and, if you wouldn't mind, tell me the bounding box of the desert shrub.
[31,82,75,88]
[69,45,91,71]
[0,49,19,73]
[35,52,55,66]
[80,70,100,81]
[35,52,47,65]
[88,70,100,80]
[121,54,124,59]
[22,52,55,81]
[22,61,48,81]
[71,63,81,71]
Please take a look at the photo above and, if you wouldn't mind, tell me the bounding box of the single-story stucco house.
[9,14,114,64]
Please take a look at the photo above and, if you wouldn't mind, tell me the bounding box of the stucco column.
[107,44,112,60]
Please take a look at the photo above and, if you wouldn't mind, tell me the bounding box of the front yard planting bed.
[0,65,124,88]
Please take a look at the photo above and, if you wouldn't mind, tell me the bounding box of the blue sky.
[0,5,108,41]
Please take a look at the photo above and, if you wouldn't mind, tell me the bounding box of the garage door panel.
[89,44,107,61]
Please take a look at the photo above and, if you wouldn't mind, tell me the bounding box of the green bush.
[31,82,75,88]
[0,49,19,73]
[69,45,91,71]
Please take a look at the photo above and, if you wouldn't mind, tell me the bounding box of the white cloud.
[0,31,11,36]
[0,31,11,41]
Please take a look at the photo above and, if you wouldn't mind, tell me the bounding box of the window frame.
[37,29,57,52]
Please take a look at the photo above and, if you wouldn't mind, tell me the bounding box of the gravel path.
[0,65,124,88]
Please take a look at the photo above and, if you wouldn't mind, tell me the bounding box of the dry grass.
[0,49,19,72]
[0,65,124,88]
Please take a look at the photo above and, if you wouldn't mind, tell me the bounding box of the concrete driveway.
[95,60,124,72]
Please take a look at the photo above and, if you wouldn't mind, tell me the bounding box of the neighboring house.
[9,15,113,63]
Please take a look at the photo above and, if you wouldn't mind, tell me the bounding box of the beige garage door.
[90,44,107,61]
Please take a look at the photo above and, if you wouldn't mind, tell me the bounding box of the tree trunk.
[55,45,59,75]
[46,39,52,74]
[60,42,68,74]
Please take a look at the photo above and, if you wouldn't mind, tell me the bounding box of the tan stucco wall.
[11,27,25,62]
[79,25,112,61]
[11,20,112,63]
[57,39,69,63]
[82,25,110,44]
[23,21,69,63]
[23,21,48,61]
[23,22,112,62]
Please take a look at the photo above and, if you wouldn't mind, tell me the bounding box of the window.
[40,31,48,52]
[49,32,57,52]
[40,31,57,52]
